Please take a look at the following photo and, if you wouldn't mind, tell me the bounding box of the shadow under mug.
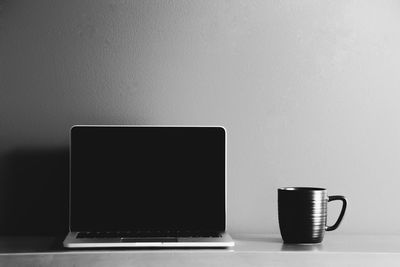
[278,187,347,243]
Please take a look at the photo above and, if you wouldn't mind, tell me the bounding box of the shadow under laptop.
[62,246,234,252]
[0,147,69,236]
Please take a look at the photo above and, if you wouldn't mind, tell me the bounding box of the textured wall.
[1,0,400,235]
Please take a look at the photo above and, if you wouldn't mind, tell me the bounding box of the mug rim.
[278,187,326,191]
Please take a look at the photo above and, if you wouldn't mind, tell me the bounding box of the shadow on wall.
[0,147,69,235]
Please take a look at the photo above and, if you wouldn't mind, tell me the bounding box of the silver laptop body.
[64,125,234,248]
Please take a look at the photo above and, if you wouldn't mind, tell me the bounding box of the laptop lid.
[69,126,226,233]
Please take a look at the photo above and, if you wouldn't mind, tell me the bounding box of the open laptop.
[63,125,234,248]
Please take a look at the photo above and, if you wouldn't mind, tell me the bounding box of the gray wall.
[1,0,400,235]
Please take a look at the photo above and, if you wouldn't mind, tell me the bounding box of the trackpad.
[121,238,178,242]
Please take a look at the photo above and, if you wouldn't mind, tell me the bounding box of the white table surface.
[1,234,400,266]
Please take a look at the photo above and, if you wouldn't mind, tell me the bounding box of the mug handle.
[326,195,347,231]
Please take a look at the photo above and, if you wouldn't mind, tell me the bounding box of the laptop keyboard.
[76,230,222,239]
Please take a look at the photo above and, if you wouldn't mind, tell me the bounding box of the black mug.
[278,187,347,243]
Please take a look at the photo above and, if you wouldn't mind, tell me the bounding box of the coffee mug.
[278,187,347,243]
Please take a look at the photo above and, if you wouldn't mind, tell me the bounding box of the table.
[1,234,400,266]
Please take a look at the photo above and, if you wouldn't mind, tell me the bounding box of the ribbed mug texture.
[278,188,327,243]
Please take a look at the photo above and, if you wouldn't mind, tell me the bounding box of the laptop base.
[63,231,235,248]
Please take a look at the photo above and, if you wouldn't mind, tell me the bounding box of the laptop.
[63,125,234,248]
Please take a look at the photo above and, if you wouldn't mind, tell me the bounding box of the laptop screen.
[70,126,226,232]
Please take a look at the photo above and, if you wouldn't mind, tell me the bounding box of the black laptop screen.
[70,126,226,232]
